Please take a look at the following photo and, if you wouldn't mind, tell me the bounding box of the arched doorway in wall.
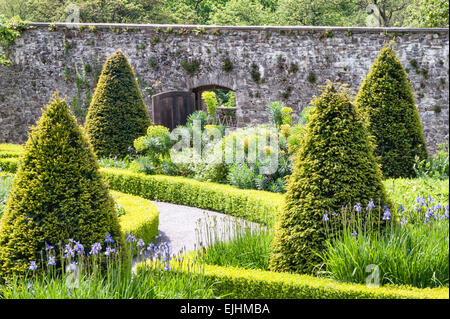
[151,85,237,130]
[191,85,237,127]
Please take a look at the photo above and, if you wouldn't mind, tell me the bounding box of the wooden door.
[152,91,195,130]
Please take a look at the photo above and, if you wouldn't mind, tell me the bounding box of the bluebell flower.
[105,247,115,256]
[366,200,375,211]
[29,261,38,271]
[68,262,78,272]
[74,241,84,256]
[322,214,329,222]
[126,234,136,243]
[45,243,54,251]
[48,256,56,266]
[382,206,391,220]
[137,238,145,247]
[89,242,102,255]
[400,217,407,225]
[354,203,362,213]
[104,233,115,244]
[351,231,358,236]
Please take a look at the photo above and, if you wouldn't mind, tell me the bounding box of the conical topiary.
[0,92,122,277]
[355,43,428,178]
[269,82,391,275]
[84,49,151,159]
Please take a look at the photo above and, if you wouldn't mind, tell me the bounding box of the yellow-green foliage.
[0,144,23,159]
[355,43,428,178]
[110,190,159,243]
[281,106,293,125]
[0,93,123,277]
[84,49,151,159]
[201,91,218,116]
[101,168,282,226]
[269,82,391,274]
[0,155,283,226]
[0,158,18,173]
[196,264,449,299]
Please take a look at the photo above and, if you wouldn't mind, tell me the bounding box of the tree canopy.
[1,0,447,27]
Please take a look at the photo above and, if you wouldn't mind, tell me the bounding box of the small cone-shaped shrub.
[269,82,391,275]
[355,43,428,178]
[0,92,122,277]
[84,49,151,159]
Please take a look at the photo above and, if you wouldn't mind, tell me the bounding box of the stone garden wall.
[0,23,448,153]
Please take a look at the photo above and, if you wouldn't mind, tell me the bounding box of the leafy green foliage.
[414,143,449,180]
[132,125,175,174]
[355,44,428,178]
[0,15,27,66]
[266,101,284,128]
[102,167,282,226]
[407,0,449,27]
[269,82,391,274]
[0,92,123,277]
[84,49,151,159]
[194,263,448,299]
[201,91,218,123]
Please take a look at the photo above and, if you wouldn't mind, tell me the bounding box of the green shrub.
[101,168,282,226]
[110,191,159,244]
[195,264,448,299]
[269,82,391,275]
[267,101,284,128]
[201,91,218,124]
[84,49,151,159]
[0,158,19,173]
[186,110,209,132]
[0,93,123,277]
[414,143,449,180]
[355,43,428,178]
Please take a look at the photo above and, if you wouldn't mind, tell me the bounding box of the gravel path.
[153,201,263,255]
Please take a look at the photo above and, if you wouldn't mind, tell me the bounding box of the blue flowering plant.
[319,197,449,288]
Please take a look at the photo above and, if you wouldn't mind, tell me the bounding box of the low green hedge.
[101,168,283,226]
[0,158,19,173]
[111,190,159,243]
[198,264,449,299]
[0,156,282,226]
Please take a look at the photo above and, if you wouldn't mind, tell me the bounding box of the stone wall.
[0,23,448,154]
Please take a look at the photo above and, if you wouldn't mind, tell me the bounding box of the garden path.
[152,201,263,256]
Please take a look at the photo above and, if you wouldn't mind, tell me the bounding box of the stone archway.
[191,84,237,127]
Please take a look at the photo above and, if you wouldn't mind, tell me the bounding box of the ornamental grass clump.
[269,82,391,275]
[84,49,151,159]
[0,92,122,278]
[355,42,428,178]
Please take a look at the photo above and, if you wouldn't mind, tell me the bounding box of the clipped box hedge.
[0,156,282,226]
[0,158,19,173]
[111,190,159,243]
[101,168,283,226]
[197,264,449,299]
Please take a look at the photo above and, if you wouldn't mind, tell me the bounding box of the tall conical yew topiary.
[0,92,122,277]
[84,49,151,159]
[269,82,391,275]
[355,43,428,178]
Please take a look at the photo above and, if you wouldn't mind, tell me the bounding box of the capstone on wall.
[0,23,448,154]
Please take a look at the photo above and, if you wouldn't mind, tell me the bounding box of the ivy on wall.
[0,16,28,66]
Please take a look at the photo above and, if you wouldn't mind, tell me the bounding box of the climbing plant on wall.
[0,15,28,66]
